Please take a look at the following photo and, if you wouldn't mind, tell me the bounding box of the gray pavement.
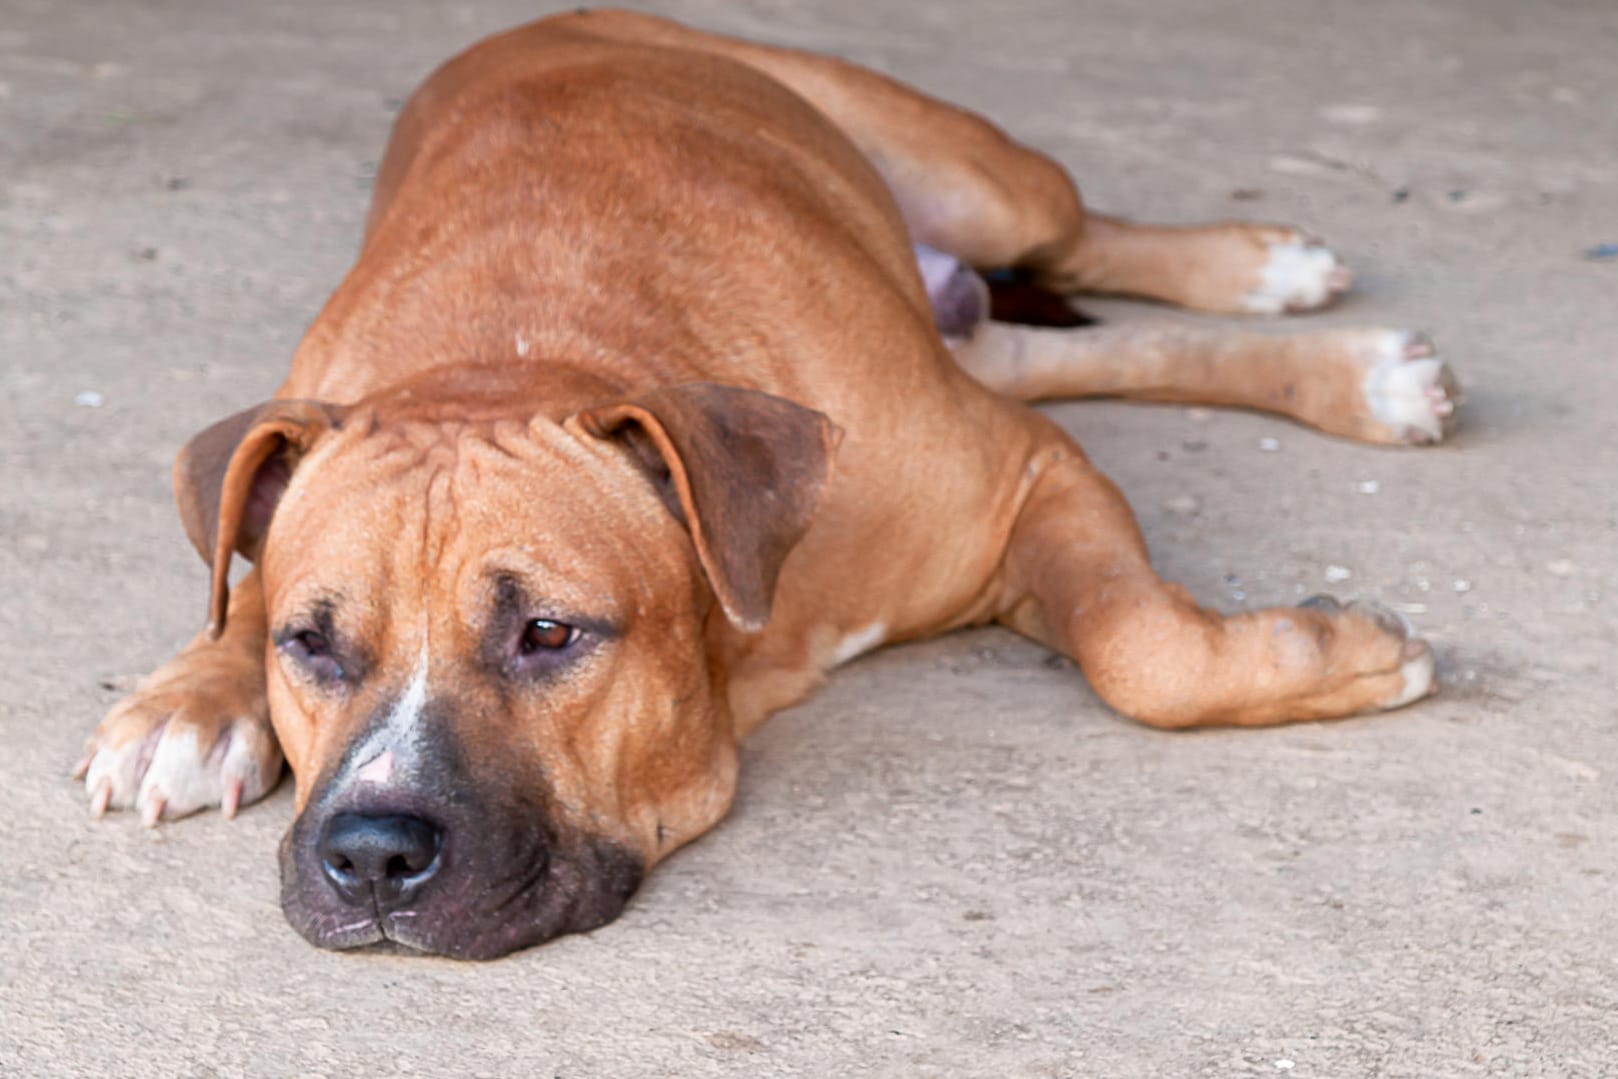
[3,0,1616,1075]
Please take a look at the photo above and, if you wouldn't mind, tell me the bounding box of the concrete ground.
[4,0,1615,1074]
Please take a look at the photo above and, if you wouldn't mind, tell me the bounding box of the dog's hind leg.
[77,569,282,824]
[1032,214,1355,316]
[952,321,1460,446]
[552,9,1346,316]
[994,447,1435,728]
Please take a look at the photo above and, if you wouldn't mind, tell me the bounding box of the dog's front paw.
[77,649,282,825]
[1297,594,1436,713]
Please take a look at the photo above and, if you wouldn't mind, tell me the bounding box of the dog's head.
[176,375,836,958]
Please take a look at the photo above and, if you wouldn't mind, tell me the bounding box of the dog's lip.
[307,913,388,950]
[333,916,381,936]
[300,908,438,953]
[379,909,425,945]
[378,909,446,953]
[300,908,435,952]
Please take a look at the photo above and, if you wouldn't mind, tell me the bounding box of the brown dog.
[78,11,1458,958]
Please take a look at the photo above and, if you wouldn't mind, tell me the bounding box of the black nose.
[319,812,442,906]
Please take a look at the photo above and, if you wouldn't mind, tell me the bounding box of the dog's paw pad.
[1360,331,1461,444]
[1242,236,1352,314]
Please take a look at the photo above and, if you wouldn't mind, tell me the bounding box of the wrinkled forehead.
[260,416,678,618]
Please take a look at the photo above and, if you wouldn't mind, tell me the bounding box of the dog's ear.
[571,383,840,633]
[173,399,347,637]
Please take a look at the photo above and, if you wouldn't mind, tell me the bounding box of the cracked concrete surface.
[3,0,1616,1075]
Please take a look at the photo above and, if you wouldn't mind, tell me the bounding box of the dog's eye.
[520,619,577,654]
[294,629,331,656]
[279,626,344,684]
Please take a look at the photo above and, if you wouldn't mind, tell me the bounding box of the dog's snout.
[319,812,442,905]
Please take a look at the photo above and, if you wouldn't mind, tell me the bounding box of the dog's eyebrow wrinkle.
[464,427,526,462]
[420,459,456,572]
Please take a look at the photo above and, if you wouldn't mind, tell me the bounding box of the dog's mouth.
[276,800,643,960]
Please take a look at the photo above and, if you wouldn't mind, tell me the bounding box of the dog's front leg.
[77,568,281,824]
[996,446,1436,728]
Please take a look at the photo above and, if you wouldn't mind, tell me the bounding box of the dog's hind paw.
[1241,234,1354,315]
[77,651,282,825]
[1360,330,1460,445]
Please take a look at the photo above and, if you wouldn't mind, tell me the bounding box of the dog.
[77,10,1459,959]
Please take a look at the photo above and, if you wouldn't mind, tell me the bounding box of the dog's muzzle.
[277,721,642,959]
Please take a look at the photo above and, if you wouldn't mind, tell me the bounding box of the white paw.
[79,707,282,825]
[1360,330,1460,444]
[1383,639,1437,710]
[1242,237,1353,314]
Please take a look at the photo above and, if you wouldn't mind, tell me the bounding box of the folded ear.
[172,399,347,637]
[570,383,840,633]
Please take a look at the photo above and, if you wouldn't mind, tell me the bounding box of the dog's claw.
[90,777,112,819]
[1428,385,1455,417]
[71,754,91,781]
[222,776,243,820]
[1326,264,1354,295]
[140,792,166,828]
